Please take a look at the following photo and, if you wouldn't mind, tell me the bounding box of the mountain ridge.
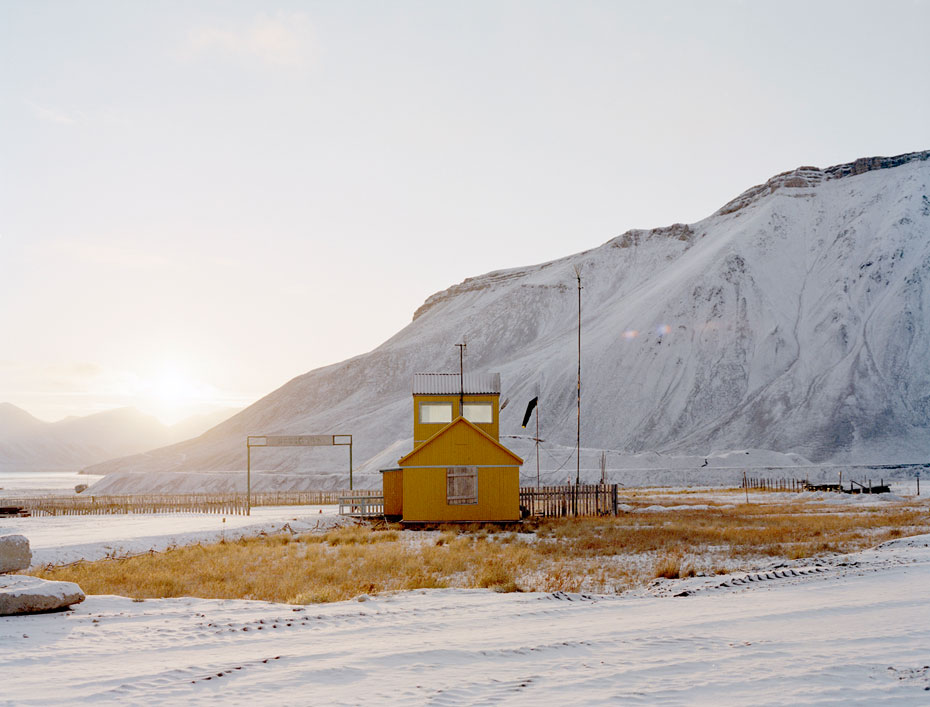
[0,404,241,472]
[85,150,930,485]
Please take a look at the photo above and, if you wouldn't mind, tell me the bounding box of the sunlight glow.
[137,363,219,424]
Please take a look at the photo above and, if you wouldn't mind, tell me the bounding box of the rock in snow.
[0,575,85,616]
[86,150,930,486]
[0,535,32,574]
[0,535,85,616]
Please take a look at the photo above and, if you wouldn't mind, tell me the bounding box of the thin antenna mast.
[455,340,467,415]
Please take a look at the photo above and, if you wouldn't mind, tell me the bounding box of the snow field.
[3,488,930,701]
[3,537,930,704]
[1,505,345,568]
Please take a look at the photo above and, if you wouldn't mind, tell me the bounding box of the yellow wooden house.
[382,372,523,524]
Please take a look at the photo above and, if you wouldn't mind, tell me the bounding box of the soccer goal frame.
[245,434,353,515]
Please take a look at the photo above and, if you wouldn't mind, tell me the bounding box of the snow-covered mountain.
[86,151,930,486]
[0,404,239,472]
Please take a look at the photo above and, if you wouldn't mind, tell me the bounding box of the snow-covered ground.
[3,535,930,704]
[2,506,344,568]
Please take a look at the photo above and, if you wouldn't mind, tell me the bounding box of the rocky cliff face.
[718,150,930,215]
[87,151,930,484]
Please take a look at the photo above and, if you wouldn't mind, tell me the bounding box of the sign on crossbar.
[249,435,337,447]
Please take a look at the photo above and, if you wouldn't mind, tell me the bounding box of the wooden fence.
[520,484,620,518]
[740,477,891,494]
[249,489,376,507]
[4,489,378,517]
[740,477,806,492]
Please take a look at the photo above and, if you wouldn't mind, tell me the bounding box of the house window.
[420,402,452,424]
[462,403,493,424]
[447,466,478,505]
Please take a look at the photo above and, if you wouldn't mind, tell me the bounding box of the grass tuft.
[653,555,682,579]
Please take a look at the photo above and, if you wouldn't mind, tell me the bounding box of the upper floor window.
[463,403,493,424]
[419,402,453,424]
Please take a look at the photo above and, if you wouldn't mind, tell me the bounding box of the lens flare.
[656,324,671,336]
[622,329,638,340]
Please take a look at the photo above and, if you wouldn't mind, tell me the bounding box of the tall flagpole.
[536,397,540,489]
[520,394,542,490]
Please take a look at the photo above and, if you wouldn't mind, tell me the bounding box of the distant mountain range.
[85,150,930,487]
[0,403,239,472]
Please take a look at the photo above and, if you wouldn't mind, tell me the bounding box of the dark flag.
[521,396,538,428]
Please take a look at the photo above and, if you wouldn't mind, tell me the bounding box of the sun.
[152,367,193,405]
[141,364,212,424]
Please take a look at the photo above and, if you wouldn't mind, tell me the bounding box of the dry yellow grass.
[34,495,930,603]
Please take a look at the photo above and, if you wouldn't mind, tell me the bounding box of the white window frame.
[419,402,453,424]
[446,466,478,505]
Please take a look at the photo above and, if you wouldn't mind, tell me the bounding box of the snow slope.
[86,151,930,487]
[3,536,930,704]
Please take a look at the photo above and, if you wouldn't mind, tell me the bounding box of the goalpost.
[245,434,353,516]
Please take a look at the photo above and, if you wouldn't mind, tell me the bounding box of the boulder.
[0,575,85,615]
[0,535,32,573]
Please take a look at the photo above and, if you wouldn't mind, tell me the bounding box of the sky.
[1,0,928,424]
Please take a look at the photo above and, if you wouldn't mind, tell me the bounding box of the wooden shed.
[382,372,523,524]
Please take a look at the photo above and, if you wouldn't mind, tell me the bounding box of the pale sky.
[1,0,928,424]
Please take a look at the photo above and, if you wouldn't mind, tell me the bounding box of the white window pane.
[463,403,492,423]
[420,402,452,424]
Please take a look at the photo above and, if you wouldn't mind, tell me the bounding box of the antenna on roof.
[455,339,467,415]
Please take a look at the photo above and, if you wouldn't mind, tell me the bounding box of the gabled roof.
[412,372,500,395]
[397,416,523,467]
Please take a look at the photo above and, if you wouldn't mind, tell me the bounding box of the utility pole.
[574,264,582,486]
[455,340,467,415]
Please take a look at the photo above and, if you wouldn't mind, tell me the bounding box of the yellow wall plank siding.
[382,469,403,517]
[401,466,520,522]
[400,418,522,468]
[396,418,523,523]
